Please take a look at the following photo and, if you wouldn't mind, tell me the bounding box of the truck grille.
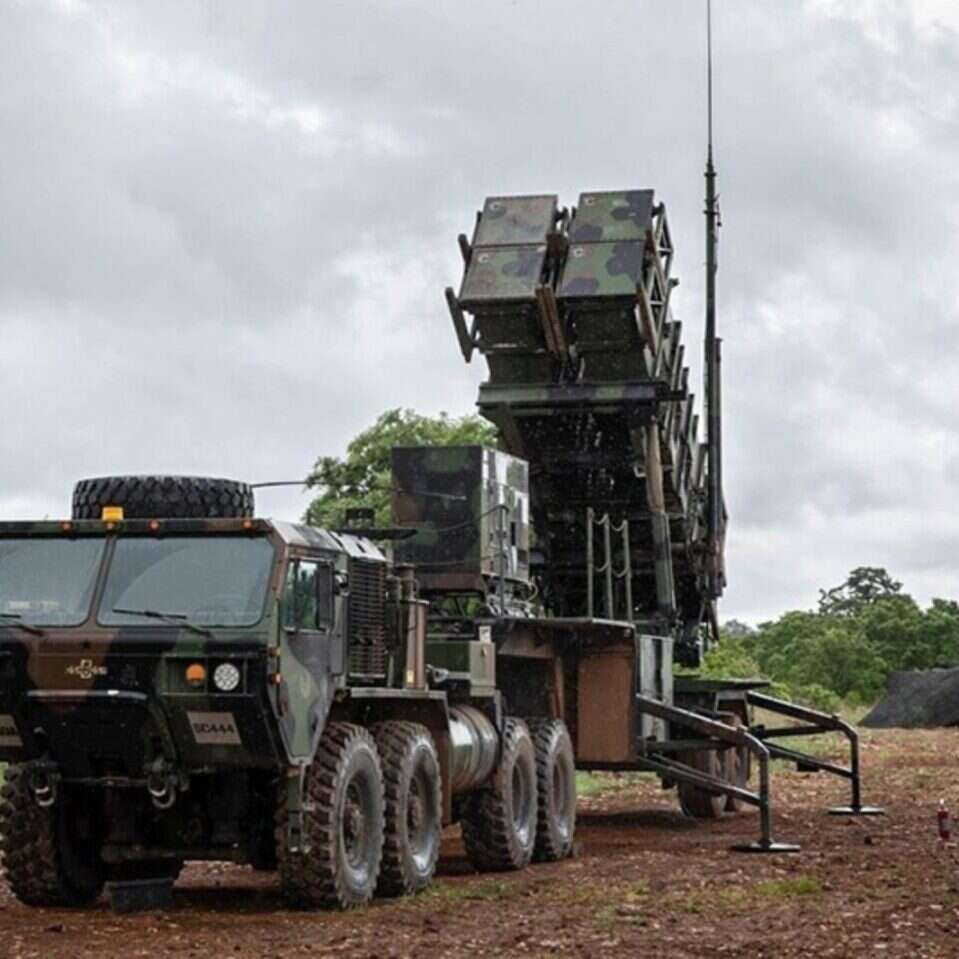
[347,558,387,682]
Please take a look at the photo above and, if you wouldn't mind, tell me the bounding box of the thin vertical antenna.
[704,0,724,609]
[707,0,713,159]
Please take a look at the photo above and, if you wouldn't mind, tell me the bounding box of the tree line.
[709,567,959,710]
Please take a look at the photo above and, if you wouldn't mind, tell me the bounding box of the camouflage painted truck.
[0,186,878,914]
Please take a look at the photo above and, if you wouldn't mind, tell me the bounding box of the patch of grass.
[418,878,518,910]
[575,771,646,800]
[674,875,823,916]
[575,772,610,797]
[755,876,822,898]
[621,879,650,901]
[593,904,619,932]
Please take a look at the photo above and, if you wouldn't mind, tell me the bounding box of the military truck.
[0,473,581,908]
[0,186,878,914]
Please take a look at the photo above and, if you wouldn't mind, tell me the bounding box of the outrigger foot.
[828,804,885,816]
[730,840,801,854]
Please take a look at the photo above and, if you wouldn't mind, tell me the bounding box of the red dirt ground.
[2,726,958,958]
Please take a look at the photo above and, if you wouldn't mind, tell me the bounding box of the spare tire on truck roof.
[71,475,255,521]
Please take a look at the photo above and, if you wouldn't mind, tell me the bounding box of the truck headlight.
[213,662,241,693]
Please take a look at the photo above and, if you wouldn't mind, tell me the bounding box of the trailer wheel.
[0,765,105,907]
[677,748,728,820]
[461,718,537,872]
[526,719,576,862]
[277,723,384,909]
[372,722,442,897]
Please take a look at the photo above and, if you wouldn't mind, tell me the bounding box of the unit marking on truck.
[187,711,242,746]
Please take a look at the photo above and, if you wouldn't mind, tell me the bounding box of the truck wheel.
[526,718,576,862]
[0,765,105,906]
[461,718,537,872]
[71,475,255,520]
[277,723,384,909]
[677,748,728,820]
[373,721,442,897]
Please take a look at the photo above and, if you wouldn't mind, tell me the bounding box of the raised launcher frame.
[442,191,882,851]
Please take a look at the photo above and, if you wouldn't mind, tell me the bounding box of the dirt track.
[3,726,958,958]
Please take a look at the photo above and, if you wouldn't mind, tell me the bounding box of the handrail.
[636,694,799,851]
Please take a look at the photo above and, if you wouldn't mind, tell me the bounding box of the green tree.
[701,635,762,680]
[818,566,902,618]
[855,594,923,673]
[784,622,887,701]
[747,610,829,678]
[304,408,497,528]
[919,599,959,667]
[858,595,959,674]
[744,610,887,704]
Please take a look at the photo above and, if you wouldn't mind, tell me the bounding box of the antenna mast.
[704,0,724,604]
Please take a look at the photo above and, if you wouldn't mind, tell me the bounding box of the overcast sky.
[2,0,957,621]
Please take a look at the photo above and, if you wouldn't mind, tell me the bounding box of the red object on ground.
[938,799,951,841]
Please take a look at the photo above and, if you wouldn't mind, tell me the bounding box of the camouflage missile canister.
[455,195,558,385]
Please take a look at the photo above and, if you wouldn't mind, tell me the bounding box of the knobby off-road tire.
[461,718,537,872]
[372,721,442,897]
[0,765,105,907]
[277,723,385,909]
[526,718,576,862]
[72,475,255,520]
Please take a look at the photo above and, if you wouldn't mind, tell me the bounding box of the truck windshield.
[0,538,106,626]
[98,536,274,628]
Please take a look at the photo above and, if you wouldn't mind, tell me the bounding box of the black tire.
[71,475,254,520]
[461,718,537,872]
[0,765,105,907]
[372,722,442,897]
[677,748,729,820]
[277,723,384,909]
[526,718,576,862]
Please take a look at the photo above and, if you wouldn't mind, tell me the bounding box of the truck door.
[276,558,341,761]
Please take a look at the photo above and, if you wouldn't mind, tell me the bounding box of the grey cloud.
[1,0,958,622]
